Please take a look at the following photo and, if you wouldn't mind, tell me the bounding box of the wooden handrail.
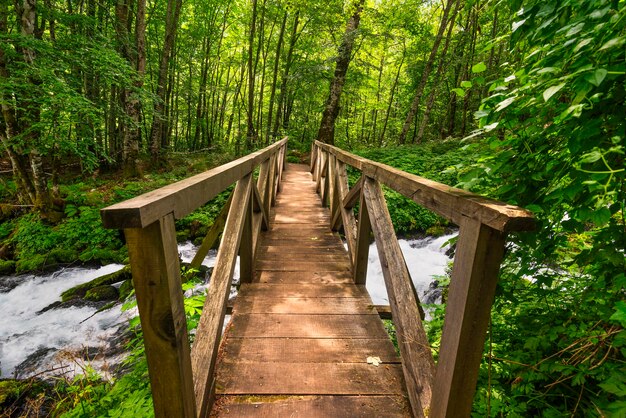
[101,138,288,229]
[100,138,288,418]
[314,140,534,232]
[311,140,535,418]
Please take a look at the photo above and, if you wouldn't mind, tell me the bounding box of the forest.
[0,0,624,416]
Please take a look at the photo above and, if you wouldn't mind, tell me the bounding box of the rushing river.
[0,233,455,380]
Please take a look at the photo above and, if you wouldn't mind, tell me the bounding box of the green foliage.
[352,139,479,233]
[459,0,626,415]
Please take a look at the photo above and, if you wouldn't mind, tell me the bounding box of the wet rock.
[422,280,443,305]
[13,348,57,379]
[0,275,22,293]
[37,298,106,315]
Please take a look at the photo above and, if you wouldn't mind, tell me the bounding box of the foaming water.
[0,264,127,378]
[365,233,456,305]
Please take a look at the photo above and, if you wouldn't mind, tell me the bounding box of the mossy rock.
[118,279,134,300]
[176,229,190,243]
[62,265,131,301]
[0,379,52,416]
[425,225,446,237]
[0,259,16,275]
[49,248,79,264]
[84,285,119,302]
[15,254,48,273]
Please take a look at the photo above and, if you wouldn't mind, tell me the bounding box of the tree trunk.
[416,0,461,143]
[246,0,258,149]
[316,0,364,145]
[379,47,405,146]
[274,10,299,136]
[398,0,456,144]
[149,0,182,161]
[266,10,287,144]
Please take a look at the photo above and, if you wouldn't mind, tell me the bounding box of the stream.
[0,232,455,380]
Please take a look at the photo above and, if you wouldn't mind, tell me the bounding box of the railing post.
[124,214,196,418]
[353,183,371,284]
[430,217,506,418]
[239,187,254,284]
[363,178,434,417]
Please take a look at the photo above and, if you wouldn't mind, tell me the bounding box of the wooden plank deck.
[212,164,410,417]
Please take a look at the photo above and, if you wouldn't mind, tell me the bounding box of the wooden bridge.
[101,138,534,417]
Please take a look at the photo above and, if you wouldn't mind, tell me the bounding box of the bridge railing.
[311,140,535,418]
[101,138,287,418]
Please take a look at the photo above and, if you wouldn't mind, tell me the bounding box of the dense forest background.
[1,0,624,416]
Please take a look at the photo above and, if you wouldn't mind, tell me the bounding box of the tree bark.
[149,0,183,161]
[398,0,456,144]
[316,0,364,145]
[379,47,405,146]
[416,0,461,143]
[273,10,299,136]
[266,10,287,144]
[245,0,258,149]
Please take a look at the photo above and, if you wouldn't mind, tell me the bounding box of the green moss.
[49,248,79,264]
[16,254,48,273]
[84,285,119,302]
[118,279,134,300]
[62,265,131,301]
[425,225,446,237]
[0,259,15,275]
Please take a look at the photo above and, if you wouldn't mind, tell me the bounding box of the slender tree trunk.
[246,0,258,149]
[461,6,478,136]
[416,0,461,143]
[379,48,405,146]
[316,0,364,145]
[398,0,456,144]
[266,10,287,144]
[274,10,299,136]
[149,0,182,161]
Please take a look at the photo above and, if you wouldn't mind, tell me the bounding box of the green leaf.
[590,207,611,226]
[610,301,626,327]
[495,96,516,112]
[579,150,602,163]
[600,37,625,50]
[512,19,526,32]
[450,88,465,97]
[586,68,607,86]
[461,80,472,88]
[543,83,565,101]
[471,62,487,73]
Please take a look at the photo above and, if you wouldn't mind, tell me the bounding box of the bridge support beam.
[430,218,506,417]
[124,214,196,418]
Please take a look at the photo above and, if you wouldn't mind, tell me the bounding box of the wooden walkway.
[212,164,410,416]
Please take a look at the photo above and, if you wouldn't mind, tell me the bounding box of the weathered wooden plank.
[310,142,317,173]
[101,138,287,229]
[220,338,399,363]
[124,214,196,417]
[217,362,406,395]
[353,186,371,284]
[190,192,233,270]
[213,395,410,418]
[256,245,345,255]
[430,218,506,418]
[191,174,253,417]
[315,141,535,232]
[234,297,377,314]
[256,253,348,262]
[238,283,368,298]
[363,178,434,418]
[228,314,388,338]
[255,260,351,272]
[258,238,345,248]
[255,270,354,284]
